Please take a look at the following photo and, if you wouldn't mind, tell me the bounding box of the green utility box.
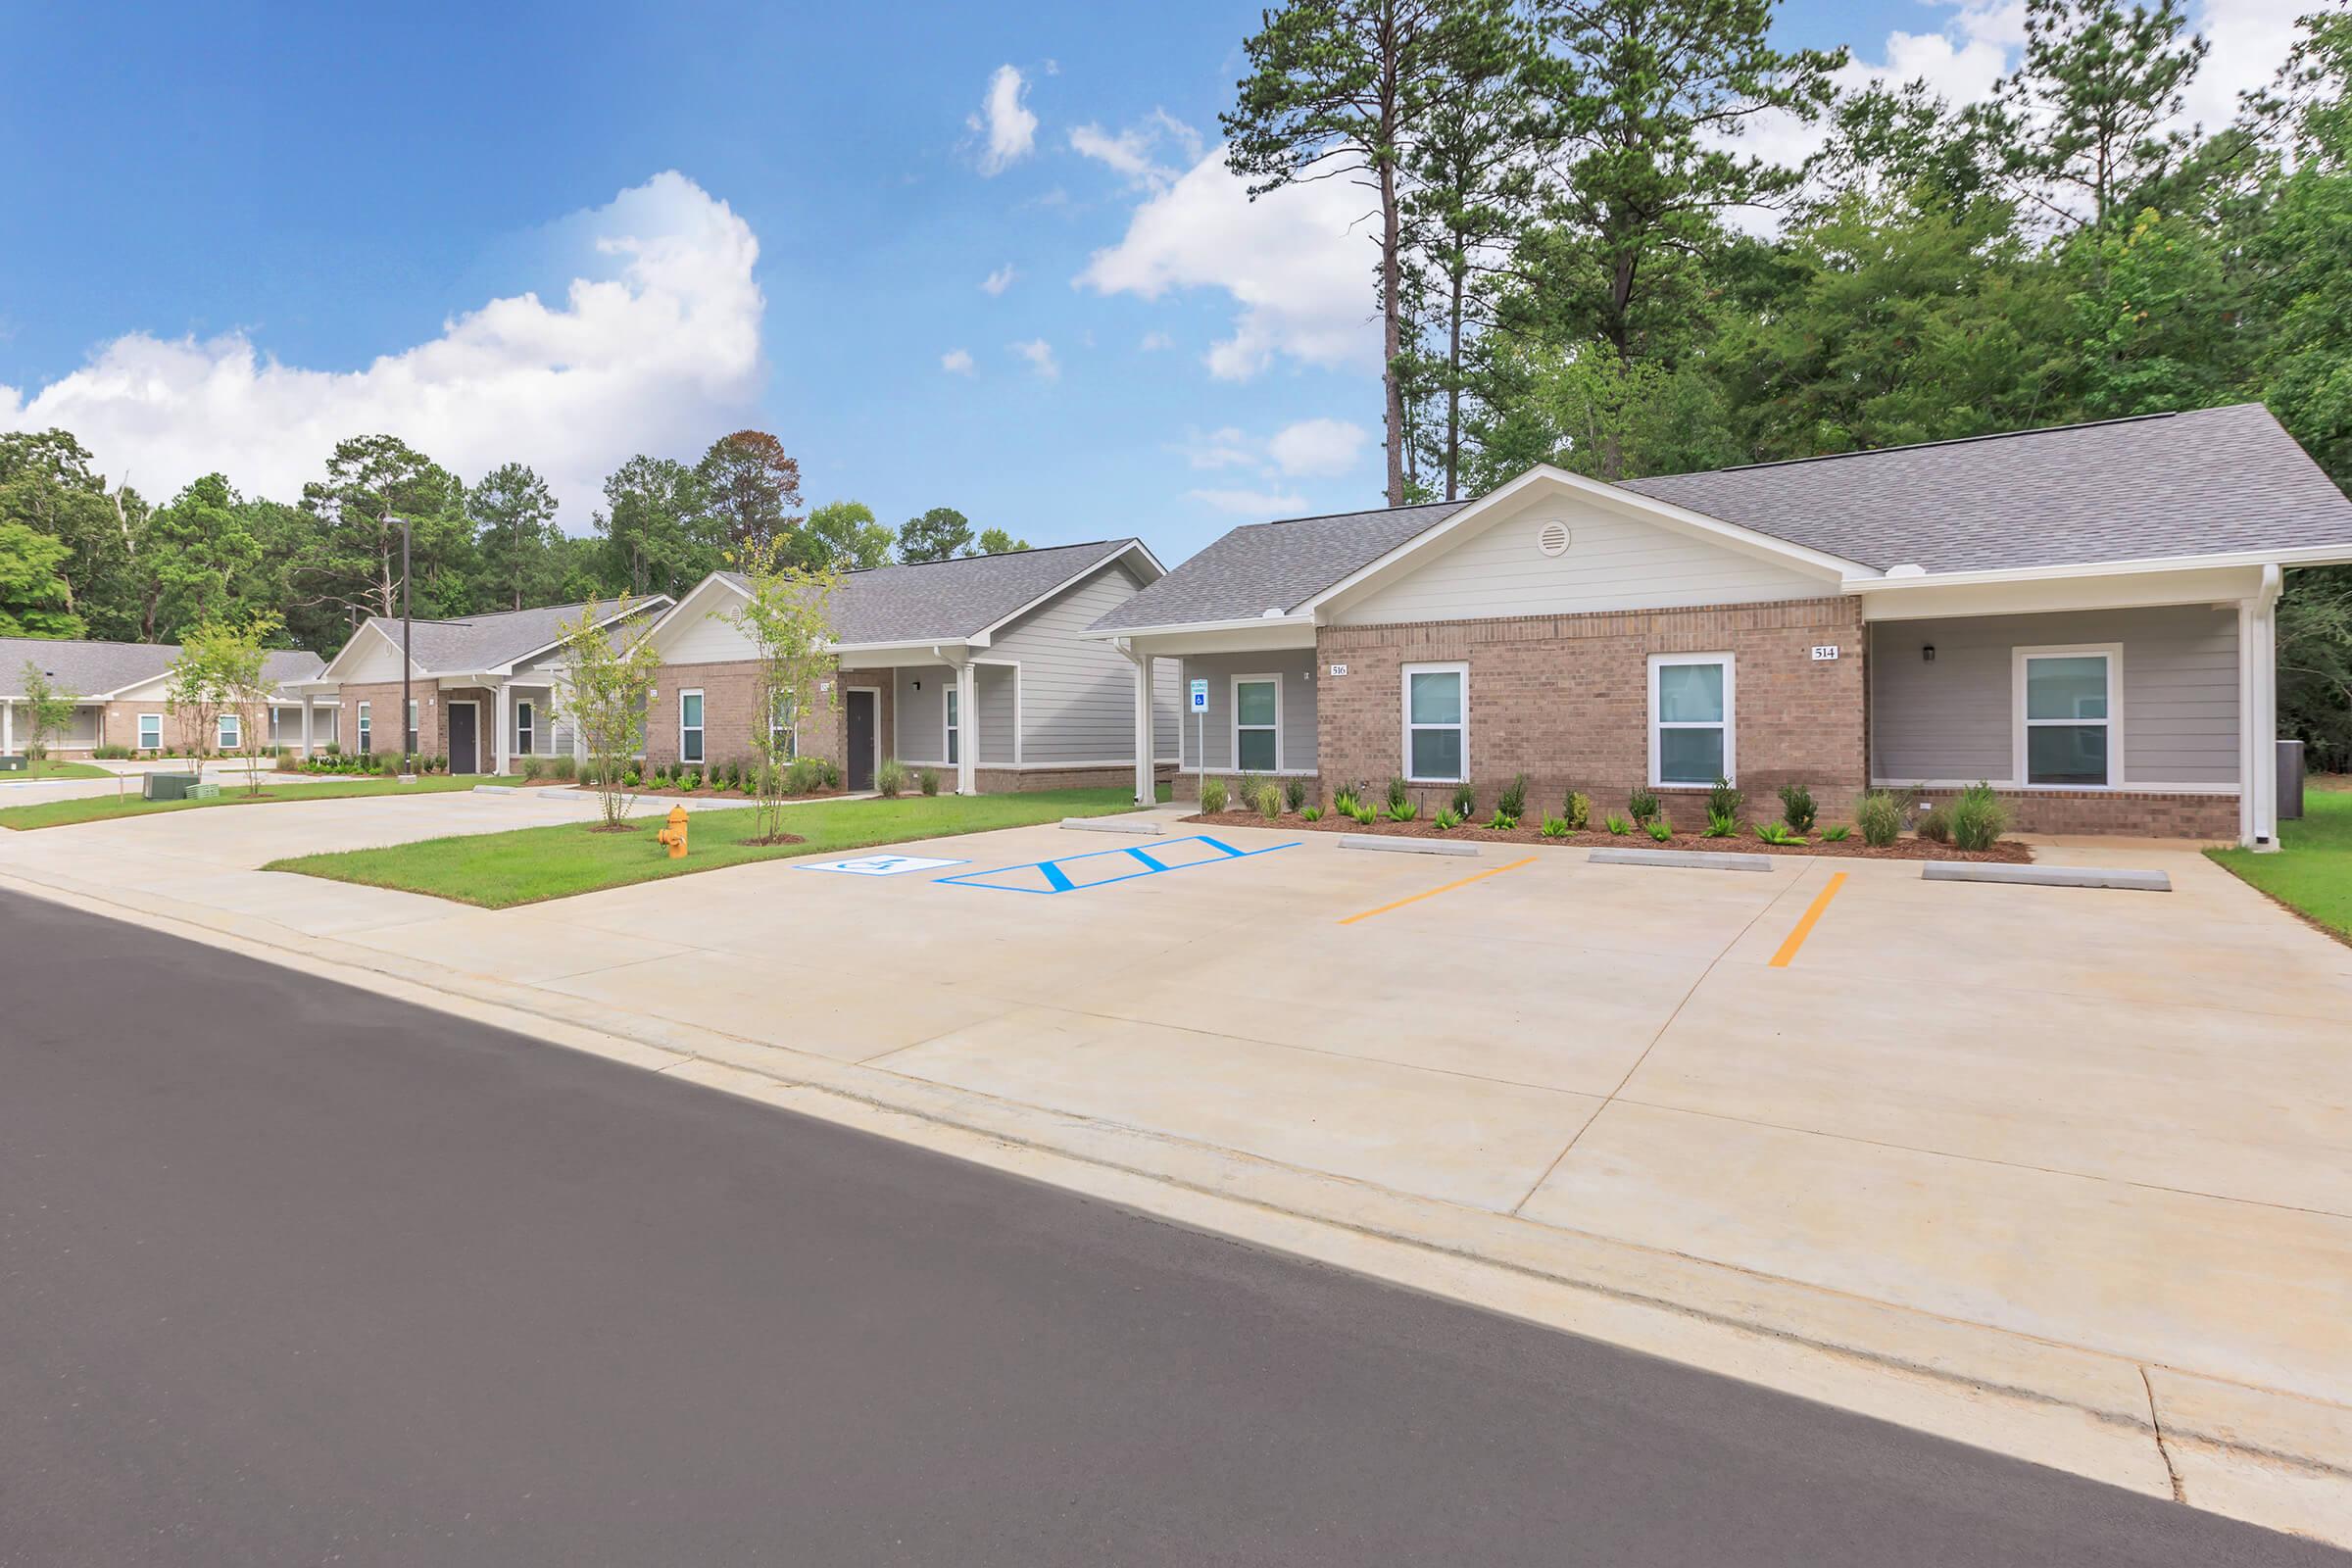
[0,755,26,772]
[142,772,205,802]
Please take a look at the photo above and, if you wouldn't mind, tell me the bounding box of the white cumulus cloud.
[1187,486,1309,516]
[941,348,975,375]
[1138,331,1174,352]
[0,171,762,526]
[1076,141,1376,381]
[1009,337,1059,381]
[981,264,1017,296]
[1069,110,1203,191]
[969,65,1039,175]
[1268,416,1369,478]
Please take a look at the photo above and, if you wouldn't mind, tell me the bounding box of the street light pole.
[399,508,415,781]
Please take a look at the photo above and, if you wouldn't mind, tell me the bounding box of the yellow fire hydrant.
[657,804,690,859]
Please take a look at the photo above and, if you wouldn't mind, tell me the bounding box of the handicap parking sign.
[799,855,968,877]
[1189,678,1208,712]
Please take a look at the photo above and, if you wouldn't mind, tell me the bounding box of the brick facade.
[333,681,496,767]
[973,761,1179,795]
[1901,785,2241,842]
[1314,597,1869,826]
[642,661,899,785]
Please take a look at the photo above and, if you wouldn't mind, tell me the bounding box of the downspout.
[2254,564,2283,853]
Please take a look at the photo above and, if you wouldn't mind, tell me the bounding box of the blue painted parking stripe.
[1123,846,1167,872]
[1038,858,1076,893]
[934,835,1298,895]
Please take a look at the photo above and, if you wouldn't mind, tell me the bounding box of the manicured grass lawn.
[7,760,112,780]
[2207,784,2352,942]
[0,773,500,831]
[266,787,1156,907]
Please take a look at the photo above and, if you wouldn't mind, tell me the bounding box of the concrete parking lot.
[3,791,2348,1530]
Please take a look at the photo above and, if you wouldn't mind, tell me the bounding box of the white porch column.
[2239,568,2284,852]
[956,659,978,797]
[2,698,12,754]
[300,695,315,759]
[494,683,512,776]
[1124,644,1153,808]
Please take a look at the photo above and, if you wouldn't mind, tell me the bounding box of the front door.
[845,690,875,791]
[449,702,479,775]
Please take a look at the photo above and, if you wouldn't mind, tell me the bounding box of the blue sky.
[0,0,2290,564]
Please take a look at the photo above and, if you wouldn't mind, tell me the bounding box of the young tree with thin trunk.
[198,613,282,796]
[17,661,77,771]
[551,596,662,830]
[166,633,230,768]
[1226,0,1460,508]
[723,539,841,845]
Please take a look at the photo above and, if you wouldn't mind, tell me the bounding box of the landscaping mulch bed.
[1182,809,2034,862]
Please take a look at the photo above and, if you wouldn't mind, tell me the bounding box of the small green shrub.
[1778,781,1817,834]
[1450,782,1477,817]
[1497,772,1527,819]
[1855,791,1902,847]
[1604,813,1632,835]
[1755,820,1805,846]
[1820,823,1851,842]
[1234,772,1265,811]
[1915,804,1952,844]
[1385,775,1409,812]
[1644,817,1673,843]
[1200,776,1228,813]
[1285,776,1306,812]
[919,767,941,796]
[1947,781,2008,852]
[1385,794,1419,822]
[1707,775,1743,825]
[875,758,908,798]
[520,756,543,780]
[1432,806,1462,831]
[686,768,706,792]
[550,756,576,782]
[1349,800,1381,825]
[1332,785,1361,817]
[1488,810,1519,831]
[1254,781,1283,820]
[623,766,642,789]
[323,742,342,758]
[1299,804,1323,822]
[1539,813,1570,840]
[93,744,132,760]
[1627,786,1660,824]
[1703,808,1738,838]
[1564,791,1591,832]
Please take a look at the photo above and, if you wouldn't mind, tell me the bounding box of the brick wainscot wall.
[1315,597,1870,826]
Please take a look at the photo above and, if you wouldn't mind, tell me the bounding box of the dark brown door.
[845,691,875,791]
[449,704,479,775]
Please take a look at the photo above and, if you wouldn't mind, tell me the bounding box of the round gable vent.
[1537,520,1572,558]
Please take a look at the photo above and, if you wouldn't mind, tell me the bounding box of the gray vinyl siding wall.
[892,670,946,764]
[988,561,1153,765]
[1871,605,2239,785]
[1173,651,1318,772]
[976,663,1016,765]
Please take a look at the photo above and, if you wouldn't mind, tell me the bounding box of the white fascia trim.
[318,618,428,684]
[969,540,1167,644]
[637,575,748,655]
[1843,545,2352,594]
[494,595,674,675]
[1081,613,1316,642]
[1299,465,1867,621]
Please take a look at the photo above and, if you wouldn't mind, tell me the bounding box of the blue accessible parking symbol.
[935,835,1295,895]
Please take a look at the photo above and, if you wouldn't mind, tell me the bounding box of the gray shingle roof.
[1090,503,1465,632]
[0,638,325,699]
[1618,404,2352,573]
[721,539,1146,645]
[1093,405,2352,633]
[356,599,641,675]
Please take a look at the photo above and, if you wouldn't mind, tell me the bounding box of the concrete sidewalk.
[2,798,2347,1546]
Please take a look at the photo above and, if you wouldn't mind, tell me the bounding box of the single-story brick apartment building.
[0,637,331,756]
[635,538,1179,793]
[1087,406,2352,845]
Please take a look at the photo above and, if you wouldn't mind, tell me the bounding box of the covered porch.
[825,641,1011,796]
[1107,619,1320,808]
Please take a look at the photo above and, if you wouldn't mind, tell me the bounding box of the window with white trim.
[515,700,535,756]
[679,690,705,764]
[1233,675,1281,771]
[357,701,372,755]
[1649,654,1734,786]
[406,700,419,756]
[2016,647,2117,787]
[1401,662,1467,782]
[945,685,960,766]
[770,694,798,760]
[217,713,241,752]
[137,713,162,752]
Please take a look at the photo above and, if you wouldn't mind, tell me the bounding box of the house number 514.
[1811,646,1839,661]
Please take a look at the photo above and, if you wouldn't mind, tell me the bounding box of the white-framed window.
[2014,644,2120,787]
[217,713,241,752]
[1232,674,1282,772]
[678,690,705,764]
[137,713,163,751]
[515,700,535,756]
[357,701,372,755]
[406,700,419,756]
[945,685,960,766]
[769,694,798,760]
[1400,663,1467,782]
[1649,653,1735,786]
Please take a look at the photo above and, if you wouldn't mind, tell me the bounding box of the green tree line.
[0,427,1030,659]
[1227,0,2352,764]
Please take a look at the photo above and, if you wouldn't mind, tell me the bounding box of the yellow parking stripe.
[1769,872,1847,968]
[1337,857,1537,926]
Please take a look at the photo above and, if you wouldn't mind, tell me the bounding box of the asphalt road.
[0,888,2336,1567]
